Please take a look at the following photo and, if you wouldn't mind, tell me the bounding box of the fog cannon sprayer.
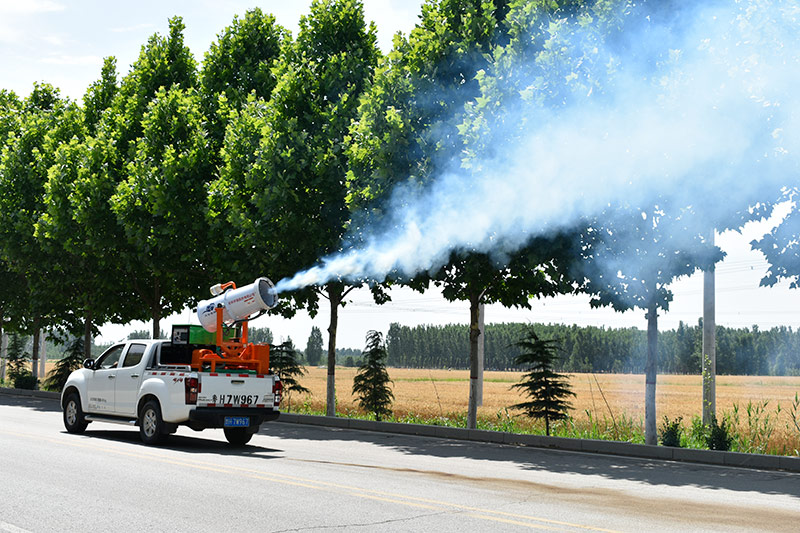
[196,277,278,333]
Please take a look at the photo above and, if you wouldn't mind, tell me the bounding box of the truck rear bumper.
[188,407,280,430]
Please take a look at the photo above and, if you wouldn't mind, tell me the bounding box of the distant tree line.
[386,322,800,376]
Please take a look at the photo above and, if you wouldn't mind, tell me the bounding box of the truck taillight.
[185,377,199,405]
[273,379,282,407]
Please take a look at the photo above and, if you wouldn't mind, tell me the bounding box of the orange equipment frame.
[190,285,270,373]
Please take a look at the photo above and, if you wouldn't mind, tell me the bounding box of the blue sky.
[0,0,796,347]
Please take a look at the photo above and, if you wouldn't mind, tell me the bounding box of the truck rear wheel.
[224,427,253,446]
[63,392,88,434]
[139,400,167,445]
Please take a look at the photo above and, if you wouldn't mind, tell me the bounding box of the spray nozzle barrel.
[196,277,278,332]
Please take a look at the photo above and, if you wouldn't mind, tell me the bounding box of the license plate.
[224,416,249,427]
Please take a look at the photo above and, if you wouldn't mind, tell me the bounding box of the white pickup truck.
[61,339,282,446]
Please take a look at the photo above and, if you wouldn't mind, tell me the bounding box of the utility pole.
[702,229,717,425]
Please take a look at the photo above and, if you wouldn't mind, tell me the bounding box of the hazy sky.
[1,0,796,348]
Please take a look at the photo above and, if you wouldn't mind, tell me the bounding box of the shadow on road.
[260,422,800,499]
[81,428,283,458]
[0,392,61,412]
[1,392,281,459]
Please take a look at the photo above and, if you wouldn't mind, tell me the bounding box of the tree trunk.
[645,297,658,445]
[325,284,343,417]
[702,229,717,424]
[84,308,93,360]
[39,331,46,378]
[152,280,161,339]
[31,319,40,384]
[467,290,482,430]
[0,315,6,382]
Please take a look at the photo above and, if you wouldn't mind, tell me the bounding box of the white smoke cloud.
[274,0,800,295]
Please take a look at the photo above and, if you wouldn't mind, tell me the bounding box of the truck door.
[86,344,125,413]
[114,343,148,416]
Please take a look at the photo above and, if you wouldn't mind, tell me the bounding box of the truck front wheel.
[63,393,88,434]
[223,427,253,446]
[139,400,167,445]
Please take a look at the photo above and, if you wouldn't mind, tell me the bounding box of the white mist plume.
[274,0,800,294]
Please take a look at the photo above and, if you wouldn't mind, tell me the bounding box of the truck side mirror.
[83,359,95,370]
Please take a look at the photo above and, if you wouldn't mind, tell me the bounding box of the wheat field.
[287,367,798,420]
[282,367,800,451]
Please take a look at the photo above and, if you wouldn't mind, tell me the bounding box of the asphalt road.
[1,394,799,532]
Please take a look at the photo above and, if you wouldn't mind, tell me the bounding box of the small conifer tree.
[43,337,85,392]
[352,330,393,421]
[269,338,309,412]
[6,333,30,383]
[510,328,574,436]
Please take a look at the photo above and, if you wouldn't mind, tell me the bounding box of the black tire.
[63,392,89,434]
[139,400,167,445]
[224,427,253,446]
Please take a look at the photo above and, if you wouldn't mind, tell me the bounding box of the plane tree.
[211,0,380,416]
[0,84,85,377]
[84,18,199,338]
[111,86,213,338]
[200,8,288,156]
[36,57,134,357]
[579,202,721,444]
[0,90,26,343]
[347,0,518,428]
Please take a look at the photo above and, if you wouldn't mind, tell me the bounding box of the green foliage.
[42,337,84,392]
[349,0,510,210]
[305,326,324,366]
[510,327,574,435]
[248,327,273,345]
[13,371,38,390]
[211,0,379,298]
[200,8,288,151]
[210,0,381,418]
[791,393,800,439]
[727,400,778,454]
[270,339,310,412]
[90,17,199,337]
[385,320,800,375]
[111,86,213,335]
[580,204,723,316]
[41,74,133,334]
[6,333,30,383]
[127,329,166,340]
[659,416,683,447]
[352,330,394,421]
[108,16,197,160]
[705,416,734,451]
[83,57,118,135]
[344,356,359,367]
[0,89,21,143]
[0,83,87,334]
[751,187,800,289]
